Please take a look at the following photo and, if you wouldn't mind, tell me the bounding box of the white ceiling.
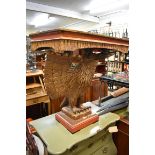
[26,0,129,35]
[27,0,92,13]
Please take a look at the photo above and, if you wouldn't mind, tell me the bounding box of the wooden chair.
[26,122,48,155]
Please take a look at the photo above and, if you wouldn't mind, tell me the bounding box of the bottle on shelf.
[119,63,122,72]
[117,31,120,38]
[117,63,120,72]
[125,28,128,38]
[108,62,110,72]
[115,55,118,61]
[113,62,116,72]
[111,62,113,72]
[125,52,129,63]
[120,53,125,62]
[115,52,120,61]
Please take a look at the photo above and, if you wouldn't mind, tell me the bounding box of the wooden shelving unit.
[106,51,129,73]
[26,70,51,115]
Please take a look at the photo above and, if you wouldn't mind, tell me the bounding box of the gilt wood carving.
[30,29,129,53]
[44,53,97,115]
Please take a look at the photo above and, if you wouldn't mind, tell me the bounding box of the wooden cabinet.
[113,117,129,155]
[30,113,119,155]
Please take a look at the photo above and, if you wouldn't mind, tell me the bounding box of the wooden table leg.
[39,75,46,93]
[48,101,51,115]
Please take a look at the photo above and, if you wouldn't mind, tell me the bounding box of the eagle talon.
[72,107,81,114]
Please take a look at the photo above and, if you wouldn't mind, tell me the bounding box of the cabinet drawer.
[93,146,108,155]
[67,130,107,155]
[68,130,117,155]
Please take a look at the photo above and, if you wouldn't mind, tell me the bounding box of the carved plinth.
[61,106,92,120]
[55,111,99,133]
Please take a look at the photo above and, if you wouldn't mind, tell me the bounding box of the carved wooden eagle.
[43,52,97,112]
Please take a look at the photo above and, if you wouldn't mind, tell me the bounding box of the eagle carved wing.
[43,53,97,108]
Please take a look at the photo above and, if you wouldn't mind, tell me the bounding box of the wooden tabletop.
[29,28,129,53]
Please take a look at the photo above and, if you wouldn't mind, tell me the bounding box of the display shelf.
[26,92,47,100]
[106,61,129,64]
[26,70,44,77]
[107,71,118,73]
[26,83,42,89]
[106,61,124,63]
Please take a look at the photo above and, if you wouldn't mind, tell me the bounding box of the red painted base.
[55,111,99,133]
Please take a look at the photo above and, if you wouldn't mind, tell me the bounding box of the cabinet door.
[113,119,129,155]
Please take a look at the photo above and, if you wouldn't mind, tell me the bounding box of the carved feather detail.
[44,53,97,108]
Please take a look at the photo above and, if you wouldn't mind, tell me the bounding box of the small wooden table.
[26,70,51,115]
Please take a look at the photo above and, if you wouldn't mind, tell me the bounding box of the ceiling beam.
[26,2,99,23]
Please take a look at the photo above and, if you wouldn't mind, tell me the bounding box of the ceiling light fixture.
[48,14,54,20]
[30,13,56,28]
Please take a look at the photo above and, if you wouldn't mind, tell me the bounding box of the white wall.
[86,10,129,37]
